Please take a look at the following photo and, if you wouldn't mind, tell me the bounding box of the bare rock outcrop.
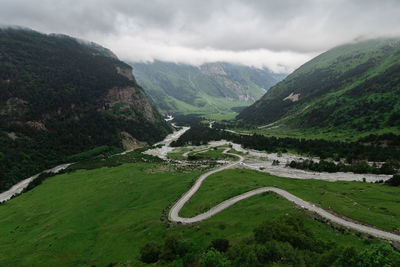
[0,98,28,118]
[121,131,147,150]
[26,121,47,131]
[116,66,135,81]
[104,86,156,122]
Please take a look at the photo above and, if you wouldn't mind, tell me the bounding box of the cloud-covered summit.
[1,0,400,73]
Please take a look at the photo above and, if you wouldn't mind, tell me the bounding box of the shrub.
[209,238,230,253]
[254,214,314,250]
[356,244,400,267]
[140,241,161,264]
[337,246,359,267]
[254,241,282,264]
[182,252,200,267]
[200,248,231,267]
[160,236,191,261]
[385,174,400,186]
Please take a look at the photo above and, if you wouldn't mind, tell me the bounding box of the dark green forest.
[0,28,171,191]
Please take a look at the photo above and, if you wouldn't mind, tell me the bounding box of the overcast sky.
[1,0,400,73]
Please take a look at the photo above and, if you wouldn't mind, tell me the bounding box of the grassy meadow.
[181,169,400,232]
[0,161,398,266]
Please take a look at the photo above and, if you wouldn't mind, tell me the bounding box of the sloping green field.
[1,161,398,266]
[181,169,400,232]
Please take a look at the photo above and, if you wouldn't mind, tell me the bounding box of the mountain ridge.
[237,38,400,134]
[131,60,286,114]
[0,28,171,191]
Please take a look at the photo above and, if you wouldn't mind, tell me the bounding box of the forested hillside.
[238,38,400,133]
[0,28,171,191]
[131,61,285,114]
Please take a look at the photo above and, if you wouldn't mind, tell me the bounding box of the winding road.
[0,163,71,203]
[3,125,399,242]
[169,149,400,242]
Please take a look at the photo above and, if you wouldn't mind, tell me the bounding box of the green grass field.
[168,147,235,161]
[0,162,201,266]
[181,169,400,231]
[167,147,192,160]
[203,112,238,122]
[0,162,398,266]
[189,147,235,160]
[156,92,248,116]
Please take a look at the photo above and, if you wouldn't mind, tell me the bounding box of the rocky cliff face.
[104,86,156,122]
[116,66,136,81]
[0,98,28,119]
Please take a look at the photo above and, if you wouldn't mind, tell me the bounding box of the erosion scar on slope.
[168,149,400,243]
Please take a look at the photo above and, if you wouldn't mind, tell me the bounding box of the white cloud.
[101,34,315,73]
[1,0,400,73]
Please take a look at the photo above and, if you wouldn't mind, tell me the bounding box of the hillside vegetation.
[131,61,285,114]
[238,38,400,135]
[0,28,171,191]
[0,158,398,266]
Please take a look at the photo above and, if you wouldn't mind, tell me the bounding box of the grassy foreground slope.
[0,162,199,266]
[0,160,398,266]
[238,38,400,136]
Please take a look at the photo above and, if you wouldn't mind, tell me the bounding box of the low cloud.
[1,0,400,73]
[102,34,314,73]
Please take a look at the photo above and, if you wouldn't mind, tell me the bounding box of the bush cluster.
[140,214,400,266]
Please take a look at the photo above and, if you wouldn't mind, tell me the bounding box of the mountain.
[0,28,171,191]
[131,61,286,114]
[238,38,400,134]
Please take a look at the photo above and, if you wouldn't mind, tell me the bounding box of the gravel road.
[169,150,400,242]
[3,126,398,242]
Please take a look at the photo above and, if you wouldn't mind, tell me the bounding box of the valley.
[1,124,399,266]
[131,61,285,116]
[1,27,400,267]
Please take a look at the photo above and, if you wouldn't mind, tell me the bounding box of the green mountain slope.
[131,61,285,114]
[238,38,400,134]
[0,28,171,191]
